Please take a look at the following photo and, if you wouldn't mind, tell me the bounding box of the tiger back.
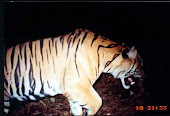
[4,29,144,115]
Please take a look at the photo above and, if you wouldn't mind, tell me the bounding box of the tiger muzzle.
[125,76,143,88]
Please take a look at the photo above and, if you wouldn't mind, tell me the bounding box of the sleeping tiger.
[4,29,144,115]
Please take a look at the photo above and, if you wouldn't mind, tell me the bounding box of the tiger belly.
[11,82,62,101]
[4,75,63,114]
[4,87,62,114]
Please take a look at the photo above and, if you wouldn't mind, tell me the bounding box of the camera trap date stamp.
[136,106,167,111]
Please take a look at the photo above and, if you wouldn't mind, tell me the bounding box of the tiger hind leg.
[4,90,10,114]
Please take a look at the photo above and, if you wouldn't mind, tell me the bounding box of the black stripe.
[97,45,105,53]
[49,40,52,54]
[11,46,15,69]
[67,34,73,58]
[60,36,64,50]
[72,30,81,47]
[72,35,77,47]
[29,58,32,88]
[81,31,88,45]
[28,90,39,101]
[104,54,120,68]
[55,40,58,56]
[91,34,98,46]
[119,46,127,52]
[24,96,31,101]
[29,68,32,90]
[34,95,40,100]
[17,55,21,77]
[75,40,80,54]
[75,39,80,78]
[29,59,35,91]
[35,44,38,66]
[21,76,25,96]
[19,44,22,59]
[80,104,88,107]
[73,101,79,103]
[101,36,109,41]
[29,41,33,57]
[98,52,100,73]
[67,33,72,44]
[4,99,9,102]
[4,106,10,109]
[126,59,136,75]
[14,56,20,95]
[32,77,36,91]
[40,39,43,59]
[71,30,76,35]
[47,81,50,89]
[51,37,54,43]
[31,59,36,93]
[39,65,44,94]
[40,82,44,95]
[88,79,92,85]
[10,85,13,95]
[134,61,141,74]
[106,44,119,48]
[105,62,111,69]
[29,90,34,96]
[107,67,112,73]
[4,77,8,87]
[4,87,9,95]
[24,45,27,70]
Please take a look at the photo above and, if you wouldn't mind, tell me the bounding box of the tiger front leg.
[83,87,102,115]
[68,86,102,116]
[69,100,83,115]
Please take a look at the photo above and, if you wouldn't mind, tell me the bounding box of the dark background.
[4,2,170,115]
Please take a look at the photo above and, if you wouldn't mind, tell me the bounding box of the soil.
[7,73,152,116]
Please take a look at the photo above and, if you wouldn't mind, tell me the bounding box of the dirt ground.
[7,73,152,116]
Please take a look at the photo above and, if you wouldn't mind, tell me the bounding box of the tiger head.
[121,46,145,90]
[105,46,145,89]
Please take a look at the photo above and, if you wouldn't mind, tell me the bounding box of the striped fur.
[4,29,144,115]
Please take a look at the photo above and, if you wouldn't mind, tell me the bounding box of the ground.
[8,74,152,116]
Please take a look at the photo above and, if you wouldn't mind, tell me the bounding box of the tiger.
[4,29,144,115]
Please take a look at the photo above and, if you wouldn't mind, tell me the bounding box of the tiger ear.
[122,46,137,59]
[122,48,129,58]
[127,46,137,59]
